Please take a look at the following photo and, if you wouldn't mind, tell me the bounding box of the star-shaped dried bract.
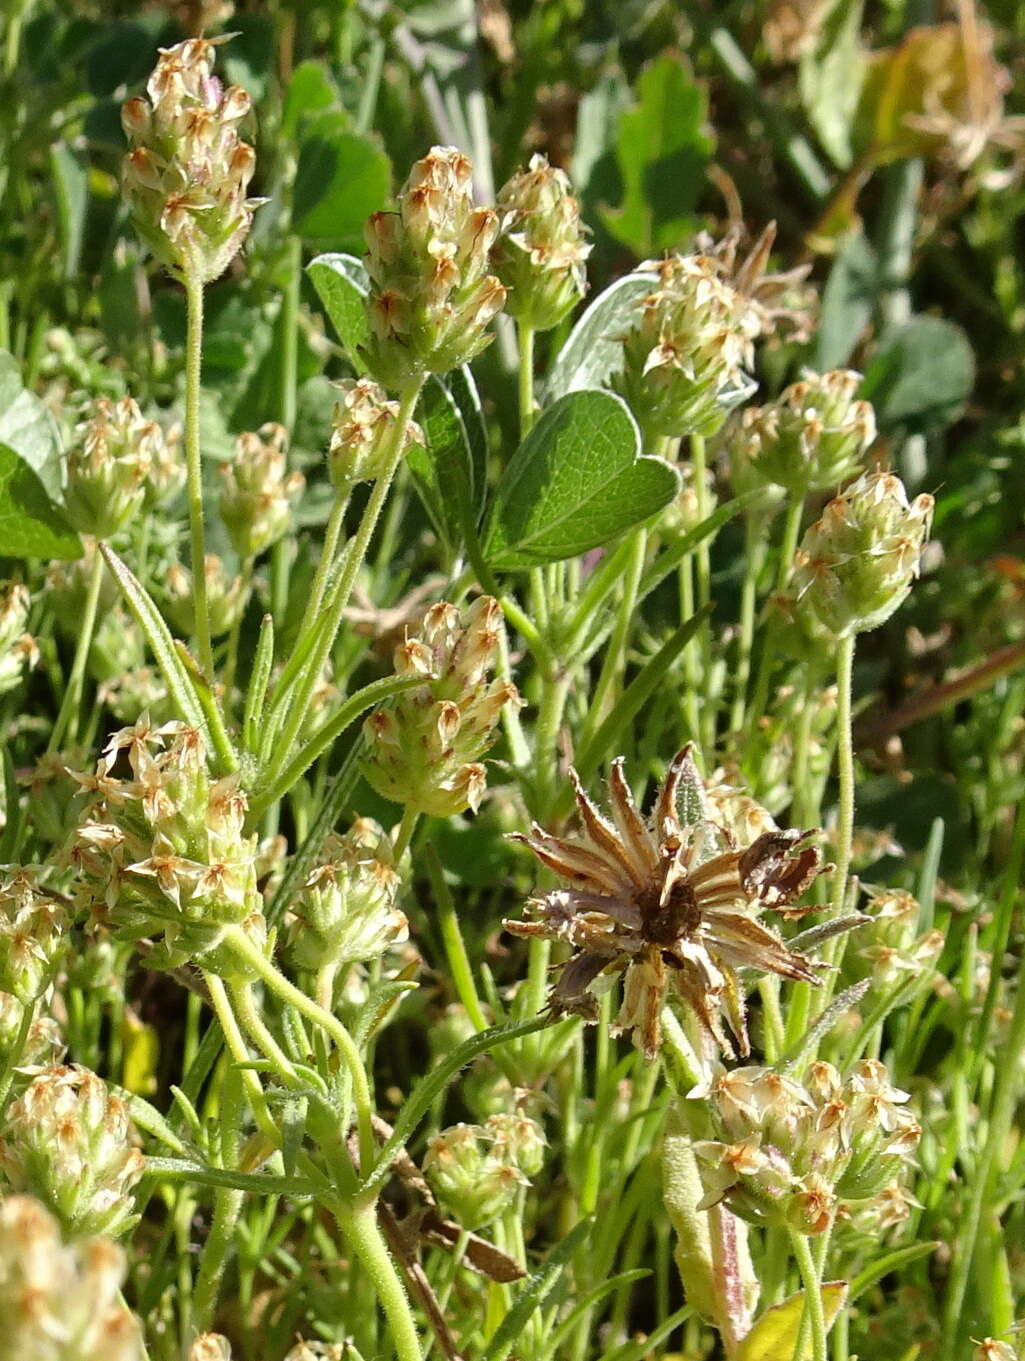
[505,747,826,1060]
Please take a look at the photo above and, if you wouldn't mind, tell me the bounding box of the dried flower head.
[219,422,305,560]
[122,37,262,282]
[492,153,591,332]
[362,596,520,817]
[0,580,38,696]
[738,370,876,495]
[286,818,407,972]
[328,378,424,492]
[793,470,934,638]
[505,746,826,1059]
[613,253,759,445]
[164,556,250,638]
[0,1195,146,1360]
[362,146,506,388]
[688,1058,921,1236]
[0,1064,144,1238]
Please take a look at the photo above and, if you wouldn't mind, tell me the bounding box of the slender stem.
[47,545,103,752]
[789,1228,828,1361]
[192,1186,243,1331]
[223,555,254,695]
[425,842,489,1032]
[517,322,535,438]
[202,973,279,1147]
[391,806,419,863]
[230,981,300,1087]
[263,382,422,796]
[729,518,765,733]
[0,996,36,1108]
[584,528,647,737]
[532,670,572,819]
[830,635,856,919]
[183,266,214,676]
[776,495,805,592]
[303,489,351,633]
[690,435,711,608]
[333,1200,424,1361]
[223,925,374,1174]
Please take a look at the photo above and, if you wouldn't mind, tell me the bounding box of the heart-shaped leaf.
[736,1282,848,1360]
[483,390,679,570]
[293,112,391,251]
[0,443,81,560]
[861,314,975,436]
[0,351,64,499]
[544,272,656,402]
[307,252,370,370]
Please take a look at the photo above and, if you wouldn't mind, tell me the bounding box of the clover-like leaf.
[307,252,370,370]
[483,390,679,570]
[736,1283,848,1360]
[0,443,81,560]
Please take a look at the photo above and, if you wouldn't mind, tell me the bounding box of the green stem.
[184,266,214,677]
[47,545,103,752]
[517,322,535,437]
[230,981,301,1087]
[202,973,279,1148]
[424,841,489,1032]
[788,1228,828,1361]
[584,527,647,737]
[940,799,1025,1357]
[729,518,765,733]
[830,635,856,920]
[223,925,374,1174]
[391,806,419,863]
[0,996,36,1109]
[192,1186,243,1332]
[304,489,351,632]
[776,495,805,592]
[262,382,422,797]
[223,555,254,695]
[333,1200,424,1361]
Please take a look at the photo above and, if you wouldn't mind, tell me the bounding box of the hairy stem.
[184,266,214,677]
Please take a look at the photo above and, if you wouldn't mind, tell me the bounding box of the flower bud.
[0,1195,146,1360]
[285,1343,355,1360]
[0,867,66,1003]
[0,580,38,696]
[46,545,120,634]
[63,396,165,538]
[0,991,63,1070]
[424,1122,526,1228]
[122,39,262,283]
[851,885,944,987]
[738,370,876,494]
[363,597,519,817]
[328,378,424,492]
[286,819,407,972]
[362,147,507,388]
[613,253,758,445]
[793,470,934,638]
[189,1337,233,1361]
[485,1110,547,1178]
[219,423,305,559]
[71,722,266,974]
[163,556,250,638]
[491,154,591,332]
[0,1065,144,1237]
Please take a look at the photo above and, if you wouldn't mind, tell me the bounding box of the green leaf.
[798,0,866,169]
[99,545,206,730]
[862,315,975,436]
[849,1241,938,1302]
[408,376,478,553]
[638,491,761,601]
[544,272,657,402]
[598,55,712,258]
[50,142,89,282]
[483,390,679,570]
[0,444,81,560]
[283,60,340,140]
[815,230,878,370]
[0,351,64,499]
[293,112,391,251]
[736,1283,848,1360]
[480,1219,593,1361]
[307,252,370,369]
